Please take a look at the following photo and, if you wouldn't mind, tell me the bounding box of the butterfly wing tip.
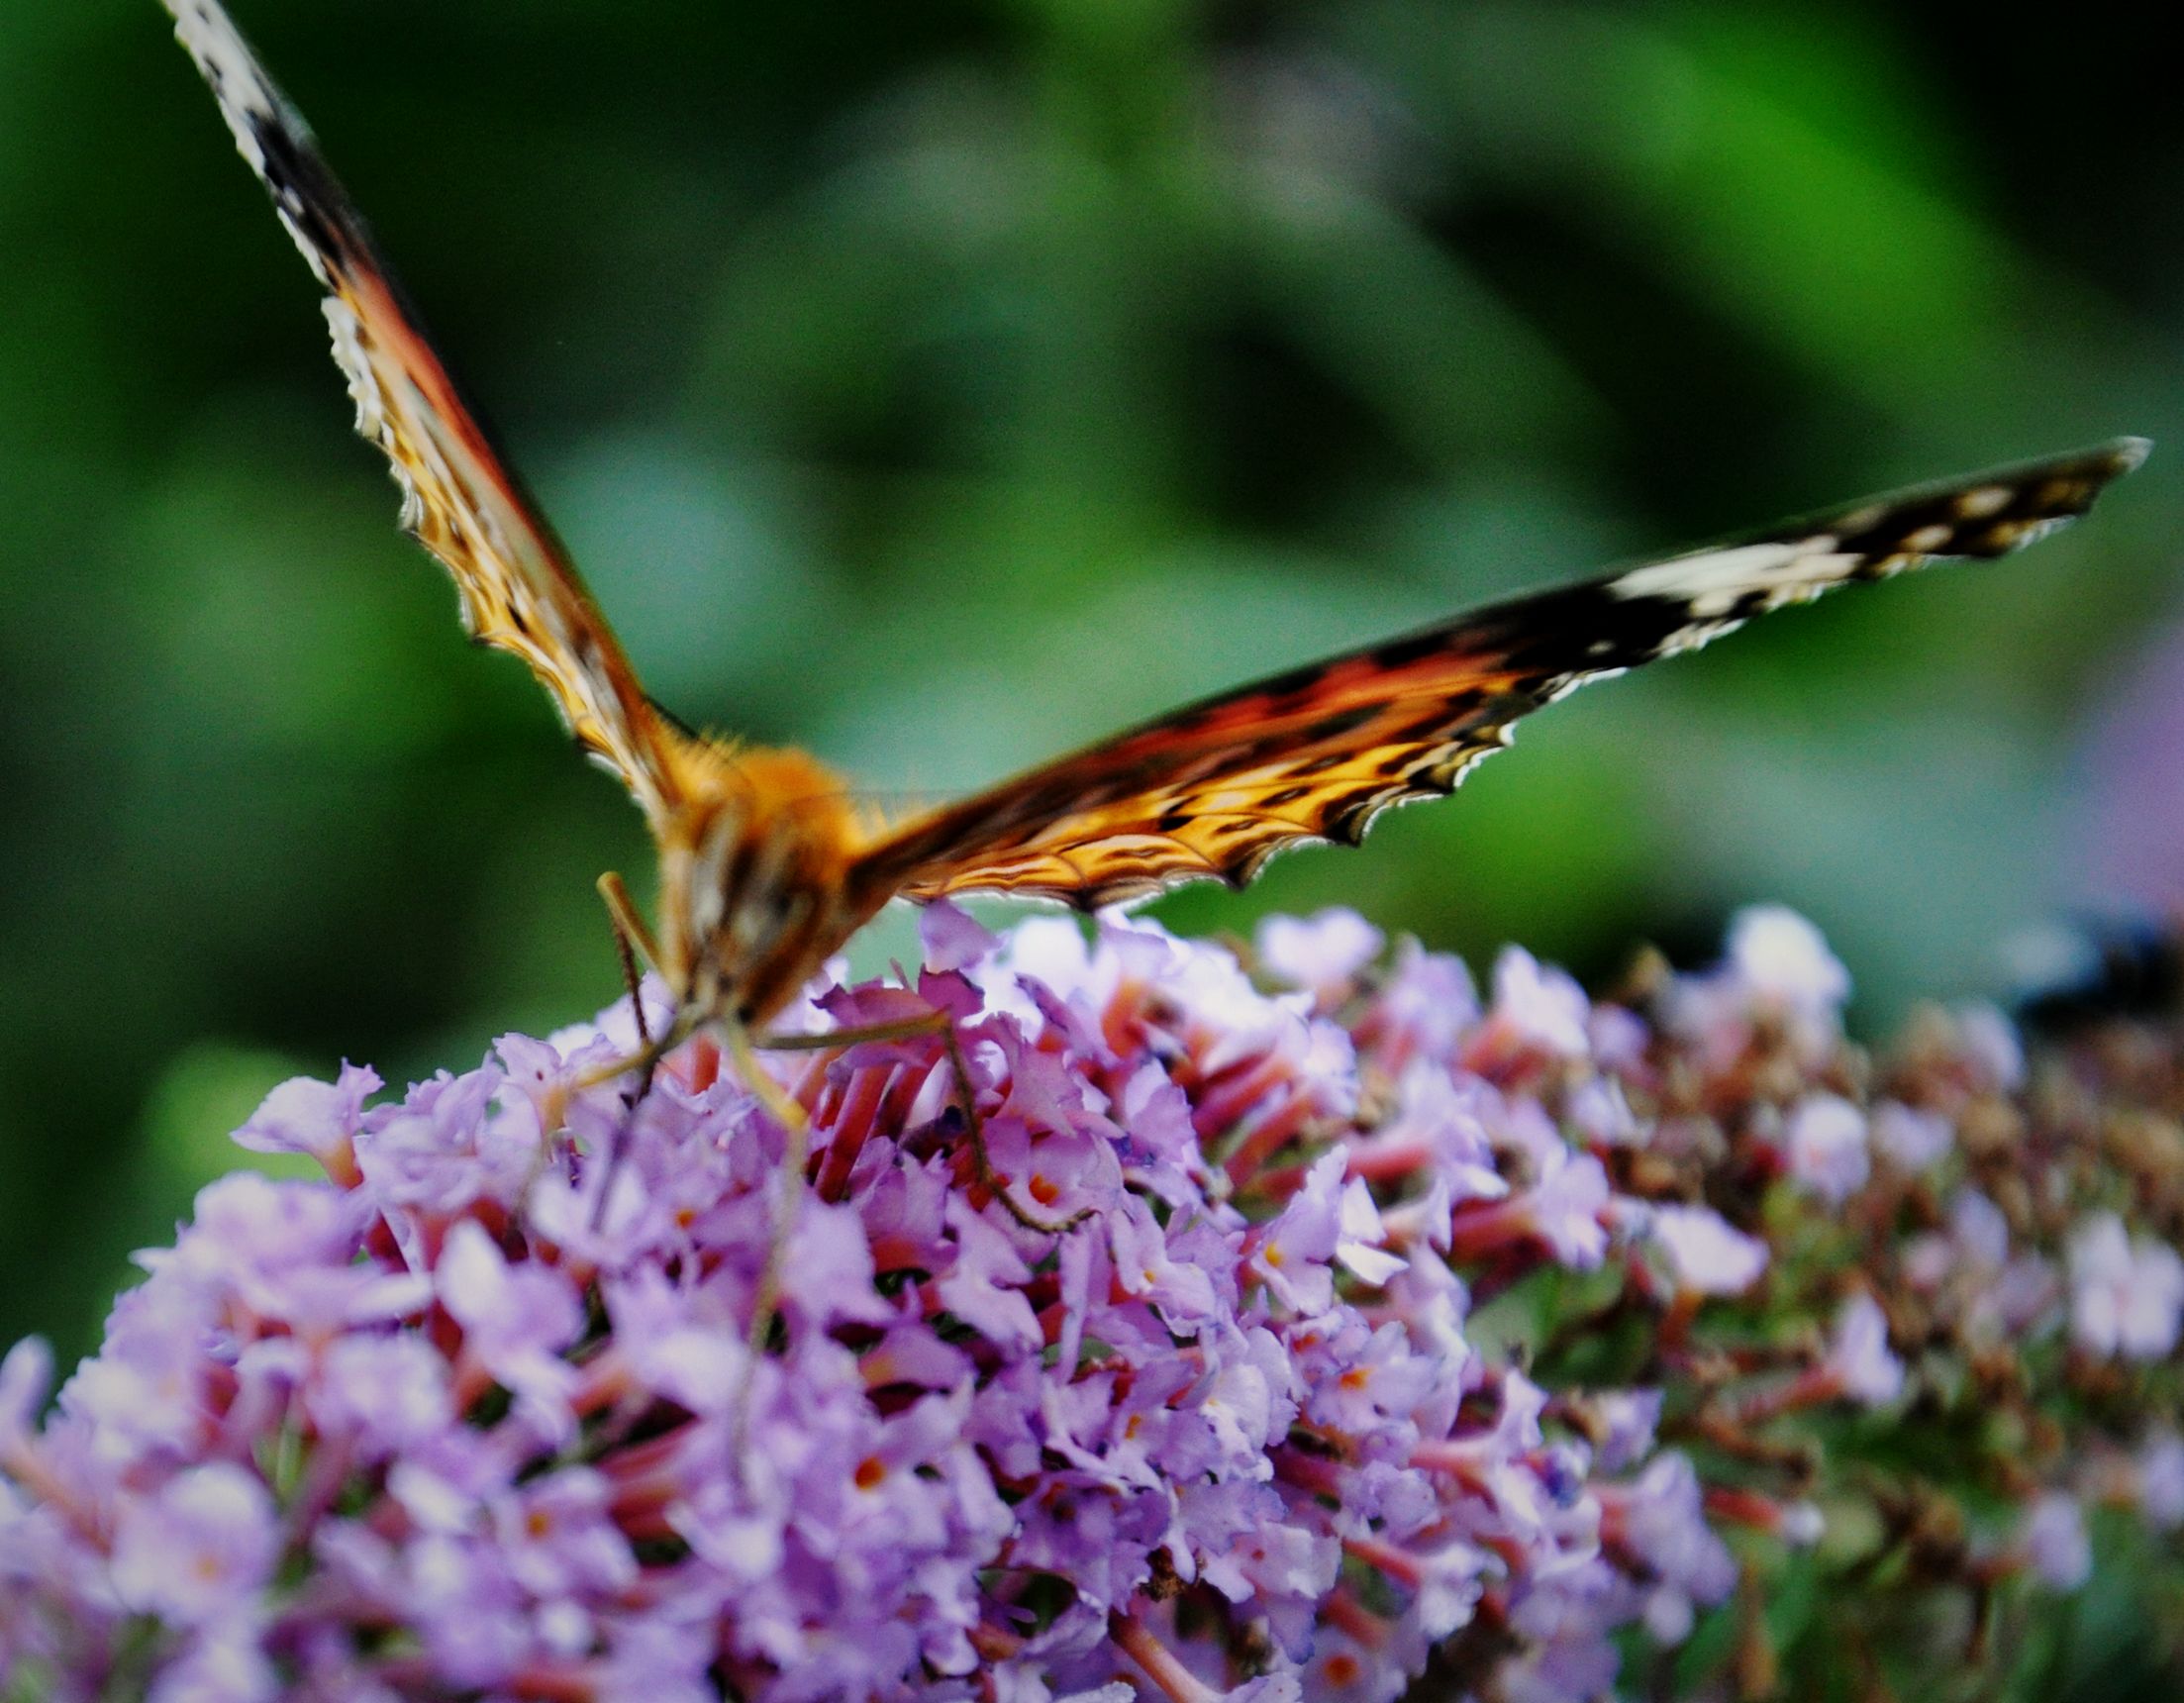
[163,0,264,98]
[2107,436,2154,474]
[2046,435,2150,494]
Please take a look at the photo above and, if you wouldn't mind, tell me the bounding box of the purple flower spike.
[7,904,2183,1700]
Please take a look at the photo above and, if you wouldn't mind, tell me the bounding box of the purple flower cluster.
[4,901,2182,1701]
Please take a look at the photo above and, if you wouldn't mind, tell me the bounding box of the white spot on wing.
[1653,618,1741,658]
[165,1,340,286]
[1608,538,1859,619]
[166,1,279,136]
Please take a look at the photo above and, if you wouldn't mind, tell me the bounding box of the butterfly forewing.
[164,1,2147,1021]
[163,0,685,825]
[855,440,2147,911]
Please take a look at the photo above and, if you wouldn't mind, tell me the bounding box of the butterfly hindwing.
[855,440,2147,910]
[164,0,683,823]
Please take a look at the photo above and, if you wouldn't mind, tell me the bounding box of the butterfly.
[165,0,2145,1051]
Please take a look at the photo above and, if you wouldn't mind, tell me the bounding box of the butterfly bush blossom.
[5,903,2184,1701]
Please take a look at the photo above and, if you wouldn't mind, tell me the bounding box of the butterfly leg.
[578,870,672,1096]
[753,1013,1093,1237]
[718,1018,817,1449]
[596,870,660,978]
[582,872,686,1231]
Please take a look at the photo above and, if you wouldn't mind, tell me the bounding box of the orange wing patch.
[164,0,684,825]
[856,441,2147,910]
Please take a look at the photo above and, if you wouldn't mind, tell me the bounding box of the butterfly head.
[656,744,878,1029]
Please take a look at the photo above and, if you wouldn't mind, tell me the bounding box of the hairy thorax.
[654,742,885,1028]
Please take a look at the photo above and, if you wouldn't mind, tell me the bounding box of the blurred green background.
[1,0,2179,1362]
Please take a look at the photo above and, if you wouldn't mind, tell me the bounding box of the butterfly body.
[653,742,884,1026]
[163,0,2147,1043]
